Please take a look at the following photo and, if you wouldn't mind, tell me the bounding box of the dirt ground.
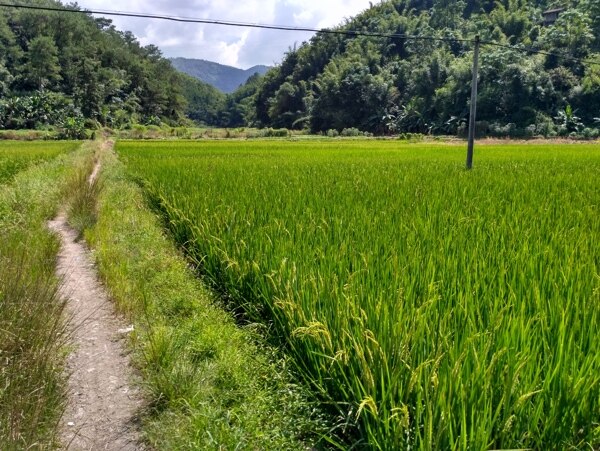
[49,157,144,450]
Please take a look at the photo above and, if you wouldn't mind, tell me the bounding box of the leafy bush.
[489,122,518,137]
[0,91,72,130]
[131,124,147,139]
[397,132,425,141]
[582,127,600,139]
[57,115,87,140]
[340,127,362,137]
[532,113,556,137]
[555,105,584,136]
[145,115,162,126]
[253,128,290,138]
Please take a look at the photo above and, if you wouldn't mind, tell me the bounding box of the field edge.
[85,143,330,449]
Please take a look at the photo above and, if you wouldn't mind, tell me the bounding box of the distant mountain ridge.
[170,58,270,93]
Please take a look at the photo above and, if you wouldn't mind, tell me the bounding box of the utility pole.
[466,35,480,170]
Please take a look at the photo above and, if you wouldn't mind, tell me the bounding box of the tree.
[179,74,226,126]
[488,0,532,45]
[541,9,594,60]
[0,63,13,97]
[268,81,307,129]
[580,0,600,51]
[0,0,190,130]
[311,55,391,132]
[21,35,61,90]
[224,73,263,127]
[577,56,600,123]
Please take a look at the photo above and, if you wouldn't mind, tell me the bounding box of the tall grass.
[119,140,600,449]
[66,149,102,237]
[0,142,90,448]
[0,234,67,448]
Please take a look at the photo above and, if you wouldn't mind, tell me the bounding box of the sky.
[75,0,380,69]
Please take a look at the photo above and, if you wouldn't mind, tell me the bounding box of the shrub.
[254,128,290,138]
[532,113,556,137]
[174,127,191,138]
[340,127,361,137]
[131,124,147,139]
[57,116,87,140]
[269,128,291,137]
[398,132,425,142]
[581,127,600,139]
[489,122,518,137]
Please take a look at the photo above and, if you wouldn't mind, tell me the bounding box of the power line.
[0,2,599,67]
[0,3,472,43]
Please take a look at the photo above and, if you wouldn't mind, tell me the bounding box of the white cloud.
[75,0,379,68]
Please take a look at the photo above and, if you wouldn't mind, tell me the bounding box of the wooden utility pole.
[466,35,480,170]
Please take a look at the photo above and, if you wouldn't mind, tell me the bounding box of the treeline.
[243,0,600,137]
[2,0,599,138]
[0,0,193,134]
[0,0,270,134]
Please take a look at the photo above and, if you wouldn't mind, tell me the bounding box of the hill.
[251,0,600,137]
[0,0,188,131]
[170,58,270,93]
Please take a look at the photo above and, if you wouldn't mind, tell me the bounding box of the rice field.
[0,141,77,185]
[118,140,600,450]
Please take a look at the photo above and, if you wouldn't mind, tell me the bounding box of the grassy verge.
[0,142,93,449]
[85,145,327,449]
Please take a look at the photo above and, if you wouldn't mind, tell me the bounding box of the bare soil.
[49,159,144,450]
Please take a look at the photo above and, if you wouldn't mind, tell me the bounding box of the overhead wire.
[0,3,473,43]
[0,1,599,67]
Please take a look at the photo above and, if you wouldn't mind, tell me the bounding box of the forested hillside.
[0,0,189,133]
[251,0,600,137]
[1,0,599,136]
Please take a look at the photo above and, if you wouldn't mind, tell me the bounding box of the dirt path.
[49,155,144,450]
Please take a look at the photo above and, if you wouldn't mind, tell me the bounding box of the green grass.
[0,142,92,449]
[117,140,600,450]
[65,146,102,238]
[85,148,327,449]
[0,141,79,185]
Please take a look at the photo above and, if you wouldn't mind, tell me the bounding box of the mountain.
[252,0,600,137]
[170,58,270,94]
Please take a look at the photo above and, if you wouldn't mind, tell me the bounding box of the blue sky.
[75,0,379,68]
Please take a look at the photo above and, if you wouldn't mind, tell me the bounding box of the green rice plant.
[0,141,78,185]
[117,140,600,450]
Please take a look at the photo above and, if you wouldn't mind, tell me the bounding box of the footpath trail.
[49,145,144,450]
